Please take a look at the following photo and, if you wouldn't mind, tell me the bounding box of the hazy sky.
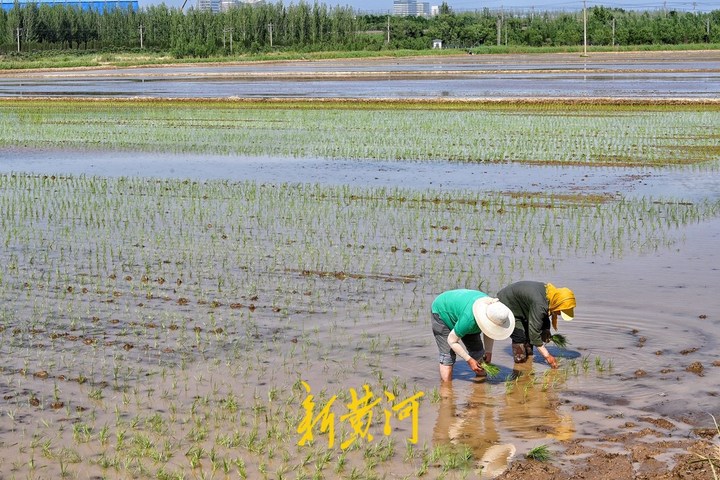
[140,0,715,14]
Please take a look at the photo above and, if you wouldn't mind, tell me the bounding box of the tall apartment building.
[393,0,431,17]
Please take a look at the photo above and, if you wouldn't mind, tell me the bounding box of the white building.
[393,1,431,17]
[201,0,263,12]
[197,0,220,12]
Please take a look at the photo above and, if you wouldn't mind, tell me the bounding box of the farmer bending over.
[497,280,576,369]
[431,289,514,382]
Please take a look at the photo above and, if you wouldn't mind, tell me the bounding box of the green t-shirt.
[431,289,488,338]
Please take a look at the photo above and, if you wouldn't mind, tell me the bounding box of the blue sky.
[141,0,715,14]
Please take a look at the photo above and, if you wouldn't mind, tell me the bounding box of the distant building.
[215,0,263,12]
[1,0,138,10]
[197,0,219,13]
[393,1,431,17]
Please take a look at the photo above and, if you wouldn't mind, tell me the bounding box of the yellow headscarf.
[546,283,576,330]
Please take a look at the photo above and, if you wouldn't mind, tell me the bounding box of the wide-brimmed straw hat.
[472,299,515,340]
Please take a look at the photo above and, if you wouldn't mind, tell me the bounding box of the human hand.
[483,352,492,363]
[545,354,558,369]
[468,358,484,375]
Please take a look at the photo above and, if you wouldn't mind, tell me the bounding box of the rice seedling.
[440,445,474,472]
[0,97,716,479]
[581,356,591,373]
[526,444,552,461]
[1,100,719,167]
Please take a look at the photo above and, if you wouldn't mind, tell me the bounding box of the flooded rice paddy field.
[1,50,719,99]
[0,154,718,479]
[0,52,719,479]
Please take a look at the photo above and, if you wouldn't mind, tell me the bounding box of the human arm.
[447,329,485,375]
[482,333,494,363]
[537,344,558,369]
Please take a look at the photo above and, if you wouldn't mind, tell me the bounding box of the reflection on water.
[498,363,574,441]
[433,363,574,477]
[2,149,718,202]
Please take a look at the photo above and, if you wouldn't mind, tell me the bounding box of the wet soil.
[498,437,718,480]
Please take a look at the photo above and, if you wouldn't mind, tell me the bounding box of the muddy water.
[2,148,717,477]
[1,51,719,475]
[1,51,719,99]
[325,211,720,470]
[559,216,720,429]
[2,149,718,201]
[1,72,718,99]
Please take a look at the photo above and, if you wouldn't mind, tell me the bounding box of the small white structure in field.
[432,39,443,49]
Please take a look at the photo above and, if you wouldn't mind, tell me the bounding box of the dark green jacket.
[497,281,550,346]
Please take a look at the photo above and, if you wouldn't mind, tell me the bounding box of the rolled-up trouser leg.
[510,318,530,363]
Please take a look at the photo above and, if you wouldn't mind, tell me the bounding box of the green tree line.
[1,1,718,56]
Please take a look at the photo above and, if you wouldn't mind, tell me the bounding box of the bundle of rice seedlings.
[551,334,569,349]
[481,362,500,377]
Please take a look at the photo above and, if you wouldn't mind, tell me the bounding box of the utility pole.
[223,27,234,54]
[612,17,616,48]
[268,23,273,47]
[505,17,508,46]
[386,16,390,44]
[16,27,22,53]
[582,0,588,56]
[139,24,144,49]
[497,7,503,46]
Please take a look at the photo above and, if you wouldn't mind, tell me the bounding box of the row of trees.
[368,6,720,49]
[1,1,718,56]
[0,2,362,55]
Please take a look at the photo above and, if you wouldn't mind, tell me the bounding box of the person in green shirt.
[496,281,576,369]
[431,289,515,382]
